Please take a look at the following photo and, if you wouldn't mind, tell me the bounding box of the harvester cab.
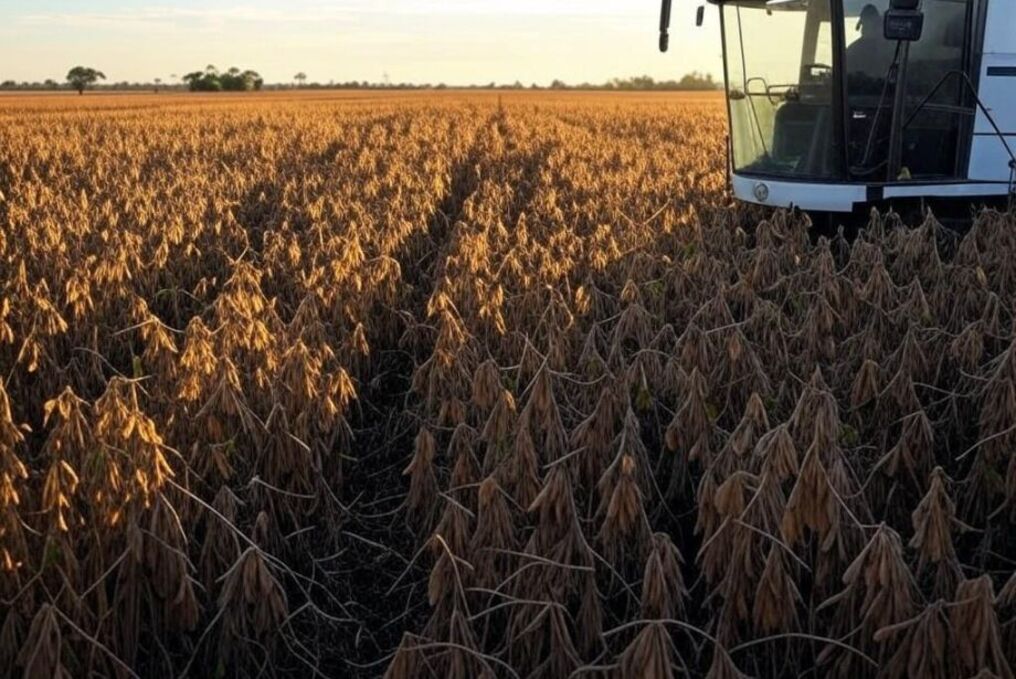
[660,0,1016,214]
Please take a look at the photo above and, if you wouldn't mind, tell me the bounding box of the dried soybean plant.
[1,91,1015,679]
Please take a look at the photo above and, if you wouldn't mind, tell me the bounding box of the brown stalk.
[469,476,517,590]
[949,576,1014,679]
[618,622,676,679]
[404,427,440,536]
[909,467,966,599]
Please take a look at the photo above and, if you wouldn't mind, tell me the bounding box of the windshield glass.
[842,0,896,175]
[723,0,840,179]
[843,0,970,178]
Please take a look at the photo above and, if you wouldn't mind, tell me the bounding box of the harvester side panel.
[968,0,1016,182]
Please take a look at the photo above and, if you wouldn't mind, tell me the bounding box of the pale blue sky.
[0,1,723,85]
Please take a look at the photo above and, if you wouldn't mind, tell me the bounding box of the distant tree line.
[182,65,263,92]
[0,71,721,93]
[273,73,721,92]
[605,73,720,91]
[0,80,182,92]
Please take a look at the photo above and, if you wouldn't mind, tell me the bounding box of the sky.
[0,0,723,86]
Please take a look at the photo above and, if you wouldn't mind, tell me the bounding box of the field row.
[0,93,1013,678]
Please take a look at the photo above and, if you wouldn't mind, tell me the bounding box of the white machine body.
[704,0,1016,212]
[968,0,1016,182]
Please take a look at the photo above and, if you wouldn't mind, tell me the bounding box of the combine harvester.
[660,0,1016,222]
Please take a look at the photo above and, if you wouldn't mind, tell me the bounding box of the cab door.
[843,0,974,180]
[899,0,974,178]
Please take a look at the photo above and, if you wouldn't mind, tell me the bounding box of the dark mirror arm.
[660,0,673,53]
